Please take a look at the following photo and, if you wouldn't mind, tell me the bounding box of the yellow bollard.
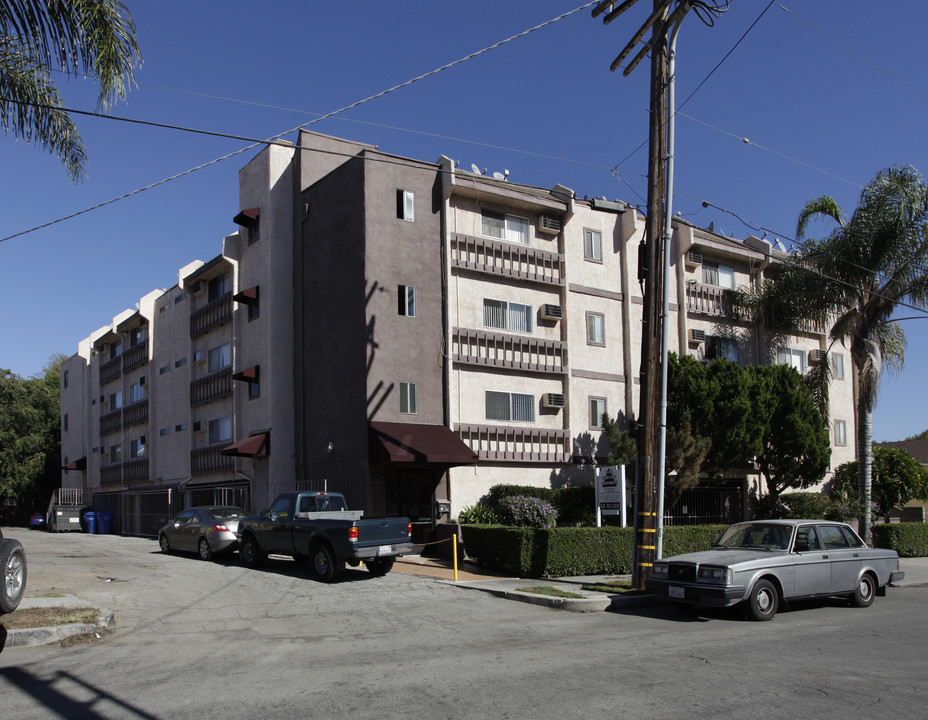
[452,533,458,581]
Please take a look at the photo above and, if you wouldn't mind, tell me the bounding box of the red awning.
[221,431,269,458]
[233,285,259,304]
[232,365,259,382]
[233,207,260,228]
[62,457,87,471]
[369,422,478,466]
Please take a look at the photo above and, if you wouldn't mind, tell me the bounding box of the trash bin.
[97,511,113,534]
[84,511,97,534]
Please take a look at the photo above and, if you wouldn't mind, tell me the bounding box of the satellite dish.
[470,163,482,175]
[492,172,505,180]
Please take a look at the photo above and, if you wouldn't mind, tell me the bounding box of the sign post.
[595,465,626,528]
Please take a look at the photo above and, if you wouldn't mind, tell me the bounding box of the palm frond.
[797,195,844,240]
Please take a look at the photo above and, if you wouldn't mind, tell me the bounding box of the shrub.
[496,495,558,529]
[753,492,857,522]
[872,523,928,557]
[456,505,499,525]
[485,484,595,526]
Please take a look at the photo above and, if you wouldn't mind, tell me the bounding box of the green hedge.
[485,484,595,525]
[460,523,728,578]
[872,523,928,557]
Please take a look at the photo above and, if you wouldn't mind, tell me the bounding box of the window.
[485,391,535,423]
[832,353,845,380]
[702,261,735,289]
[159,365,171,375]
[129,326,146,347]
[129,380,145,404]
[589,397,607,429]
[819,525,851,549]
[109,444,122,464]
[175,423,187,432]
[586,312,605,346]
[400,382,418,414]
[63,370,69,389]
[248,217,260,244]
[175,357,187,368]
[174,292,187,304]
[483,298,532,333]
[110,341,122,360]
[396,189,414,221]
[208,272,231,301]
[248,380,260,399]
[398,285,416,317]
[835,419,847,446]
[160,427,171,436]
[208,416,232,444]
[63,414,69,432]
[109,390,123,409]
[777,347,805,373]
[708,336,739,362]
[130,437,146,459]
[208,342,231,373]
[247,295,260,321]
[584,229,603,262]
[481,209,529,245]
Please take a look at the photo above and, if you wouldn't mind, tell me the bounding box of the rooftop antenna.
[470,163,482,175]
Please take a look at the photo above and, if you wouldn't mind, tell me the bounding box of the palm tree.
[739,166,928,542]
[1,0,141,182]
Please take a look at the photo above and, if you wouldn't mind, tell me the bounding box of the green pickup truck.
[236,492,412,581]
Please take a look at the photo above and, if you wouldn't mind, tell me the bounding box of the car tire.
[239,536,265,569]
[746,579,778,621]
[159,533,172,554]
[309,544,342,583]
[198,537,213,562]
[365,557,395,577]
[850,572,876,608]
[1,538,27,614]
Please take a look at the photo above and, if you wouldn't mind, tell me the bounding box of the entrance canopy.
[369,422,478,466]
[221,431,269,458]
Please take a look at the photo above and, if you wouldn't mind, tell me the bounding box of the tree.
[828,446,928,518]
[737,166,928,542]
[0,355,64,522]
[1,0,141,181]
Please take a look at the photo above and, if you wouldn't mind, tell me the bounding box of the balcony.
[124,457,150,483]
[686,283,732,317]
[99,355,122,385]
[450,233,565,287]
[100,408,122,437]
[190,367,232,407]
[100,463,123,486]
[455,424,570,463]
[452,328,567,375]
[122,340,149,372]
[123,399,149,428]
[190,291,233,338]
[191,445,235,475]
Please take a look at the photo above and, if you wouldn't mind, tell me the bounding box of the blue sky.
[1,1,926,441]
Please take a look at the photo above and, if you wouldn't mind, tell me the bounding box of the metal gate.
[664,483,743,526]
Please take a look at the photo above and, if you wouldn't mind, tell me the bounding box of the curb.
[1,596,114,649]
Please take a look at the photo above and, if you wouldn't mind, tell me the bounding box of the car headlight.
[651,563,669,578]
[697,566,732,584]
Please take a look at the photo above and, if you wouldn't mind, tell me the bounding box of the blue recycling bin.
[97,511,113,534]
[84,511,97,534]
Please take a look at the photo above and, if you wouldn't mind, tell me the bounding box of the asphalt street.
[2,527,927,719]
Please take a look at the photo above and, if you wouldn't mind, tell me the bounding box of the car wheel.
[365,557,396,577]
[198,537,213,562]
[159,534,172,554]
[746,579,778,621]
[239,536,265,569]
[850,572,876,608]
[309,544,341,583]
[1,538,27,614]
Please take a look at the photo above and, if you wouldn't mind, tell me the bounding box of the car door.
[791,524,830,597]
[262,495,294,554]
[820,524,862,594]
[171,510,197,552]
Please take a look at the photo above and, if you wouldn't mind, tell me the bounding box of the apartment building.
[61,130,856,537]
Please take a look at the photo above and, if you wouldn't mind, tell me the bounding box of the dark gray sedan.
[647,519,905,621]
[158,506,248,561]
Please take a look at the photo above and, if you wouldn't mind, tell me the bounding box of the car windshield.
[714,523,791,551]
[208,507,247,521]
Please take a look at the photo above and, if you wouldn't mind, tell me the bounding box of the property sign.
[595,465,626,527]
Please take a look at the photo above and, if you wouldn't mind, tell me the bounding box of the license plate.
[378,545,394,556]
[669,586,685,599]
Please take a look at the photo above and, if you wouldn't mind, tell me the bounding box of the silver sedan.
[647,519,905,621]
[158,506,248,561]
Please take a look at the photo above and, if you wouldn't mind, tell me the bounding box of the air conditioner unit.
[538,215,561,235]
[543,393,566,409]
[809,349,827,364]
[541,304,563,321]
[686,250,703,269]
[690,328,706,344]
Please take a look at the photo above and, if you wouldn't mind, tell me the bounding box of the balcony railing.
[190,367,232,407]
[99,355,122,385]
[123,399,149,428]
[101,463,123,486]
[122,340,149,372]
[100,409,122,436]
[455,424,570,463]
[190,291,233,338]
[686,283,732,317]
[452,328,567,375]
[191,445,235,475]
[124,457,150,483]
[450,233,565,287]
